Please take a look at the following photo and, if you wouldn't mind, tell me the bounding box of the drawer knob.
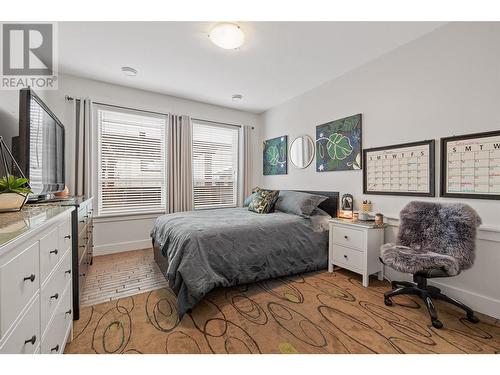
[24,335,36,345]
[79,220,85,223]
[50,293,59,300]
[64,234,71,239]
[65,309,72,315]
[65,269,71,274]
[344,254,348,259]
[80,273,86,277]
[50,344,60,352]
[23,274,36,282]
[50,249,59,255]
[344,235,348,239]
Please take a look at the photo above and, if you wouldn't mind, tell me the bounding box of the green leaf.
[326,133,353,160]
[266,145,279,166]
[0,175,32,194]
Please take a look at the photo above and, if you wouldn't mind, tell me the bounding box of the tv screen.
[17,88,65,199]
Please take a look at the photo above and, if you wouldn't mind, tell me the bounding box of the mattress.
[150,207,330,317]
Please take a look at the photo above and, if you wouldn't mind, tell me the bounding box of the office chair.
[380,201,481,329]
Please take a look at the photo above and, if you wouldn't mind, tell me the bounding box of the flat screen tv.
[16,88,65,200]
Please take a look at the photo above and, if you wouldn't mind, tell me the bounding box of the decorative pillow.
[274,190,328,217]
[243,192,257,207]
[248,189,280,214]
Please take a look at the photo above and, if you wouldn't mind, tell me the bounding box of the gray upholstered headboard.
[296,190,339,217]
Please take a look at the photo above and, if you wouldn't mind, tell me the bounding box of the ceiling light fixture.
[121,66,138,77]
[209,23,245,50]
[232,94,243,102]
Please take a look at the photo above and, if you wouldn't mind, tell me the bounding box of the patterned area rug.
[64,269,500,354]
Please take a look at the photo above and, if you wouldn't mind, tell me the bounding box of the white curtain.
[167,113,193,213]
[74,98,93,197]
[239,125,253,205]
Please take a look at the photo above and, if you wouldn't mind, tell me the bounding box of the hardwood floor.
[80,248,168,306]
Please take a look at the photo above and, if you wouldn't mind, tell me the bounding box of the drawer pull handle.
[79,220,85,223]
[65,309,72,315]
[344,235,348,239]
[50,249,59,255]
[51,344,60,352]
[24,335,36,345]
[50,293,59,300]
[65,269,71,274]
[23,274,36,282]
[64,235,71,239]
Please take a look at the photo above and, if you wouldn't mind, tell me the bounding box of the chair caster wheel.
[432,320,443,329]
[467,314,479,324]
[384,298,393,306]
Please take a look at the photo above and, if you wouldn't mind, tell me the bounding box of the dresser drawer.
[332,244,364,271]
[41,284,72,354]
[331,225,364,251]
[0,241,39,338]
[58,218,72,254]
[40,227,61,284]
[78,207,89,236]
[0,296,40,354]
[40,249,72,336]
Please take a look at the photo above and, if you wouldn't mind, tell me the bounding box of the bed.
[151,190,338,317]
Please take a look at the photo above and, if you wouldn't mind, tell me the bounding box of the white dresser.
[0,205,74,354]
[328,219,385,287]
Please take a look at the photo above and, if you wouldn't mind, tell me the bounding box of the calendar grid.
[363,140,435,197]
[441,130,500,199]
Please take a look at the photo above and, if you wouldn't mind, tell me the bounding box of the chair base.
[384,277,480,329]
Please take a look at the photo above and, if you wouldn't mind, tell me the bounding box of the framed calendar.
[363,140,435,197]
[441,130,500,200]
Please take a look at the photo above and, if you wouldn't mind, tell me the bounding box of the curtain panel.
[74,98,93,197]
[239,125,253,205]
[167,114,193,213]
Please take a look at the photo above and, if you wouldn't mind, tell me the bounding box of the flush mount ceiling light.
[121,66,137,76]
[232,94,243,102]
[209,23,245,50]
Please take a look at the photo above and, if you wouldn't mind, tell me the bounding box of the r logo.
[2,23,53,76]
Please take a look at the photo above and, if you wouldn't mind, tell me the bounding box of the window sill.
[95,210,166,223]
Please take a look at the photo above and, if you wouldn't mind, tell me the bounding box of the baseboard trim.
[384,269,500,319]
[93,239,152,256]
[429,280,500,320]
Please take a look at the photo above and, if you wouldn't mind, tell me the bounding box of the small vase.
[0,192,28,212]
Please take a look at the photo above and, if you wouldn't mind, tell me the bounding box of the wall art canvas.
[316,114,362,172]
[263,135,288,175]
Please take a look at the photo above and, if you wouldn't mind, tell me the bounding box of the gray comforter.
[150,207,329,317]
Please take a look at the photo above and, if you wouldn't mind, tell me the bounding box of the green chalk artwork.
[263,135,287,175]
[316,114,362,172]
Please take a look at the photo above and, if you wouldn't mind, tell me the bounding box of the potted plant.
[0,175,32,212]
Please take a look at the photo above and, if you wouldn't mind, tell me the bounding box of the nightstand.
[328,218,385,287]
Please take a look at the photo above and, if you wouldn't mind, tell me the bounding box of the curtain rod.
[65,95,254,130]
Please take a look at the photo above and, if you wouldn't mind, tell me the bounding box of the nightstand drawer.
[332,226,364,251]
[332,245,364,271]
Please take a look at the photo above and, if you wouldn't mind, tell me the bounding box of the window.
[96,105,166,216]
[192,121,239,209]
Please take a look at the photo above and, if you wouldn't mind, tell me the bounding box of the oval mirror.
[290,135,315,169]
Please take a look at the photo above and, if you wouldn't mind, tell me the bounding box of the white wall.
[260,22,500,318]
[0,73,262,256]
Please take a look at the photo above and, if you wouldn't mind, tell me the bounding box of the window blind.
[192,121,239,209]
[96,106,167,216]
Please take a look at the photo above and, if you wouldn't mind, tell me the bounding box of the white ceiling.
[58,22,445,113]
